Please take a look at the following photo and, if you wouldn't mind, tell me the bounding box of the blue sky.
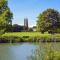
[8,0,60,27]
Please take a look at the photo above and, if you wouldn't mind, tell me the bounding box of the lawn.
[1,32,60,42]
[2,32,60,39]
[2,32,49,37]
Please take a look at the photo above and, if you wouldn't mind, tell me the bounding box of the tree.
[0,0,13,34]
[37,8,60,33]
[12,24,24,32]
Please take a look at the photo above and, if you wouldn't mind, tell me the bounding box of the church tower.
[24,18,28,31]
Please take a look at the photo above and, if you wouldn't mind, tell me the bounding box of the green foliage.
[0,0,13,34]
[37,8,60,33]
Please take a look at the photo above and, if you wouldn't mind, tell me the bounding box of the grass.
[2,32,50,37]
[2,32,60,39]
[1,32,60,42]
[2,32,42,37]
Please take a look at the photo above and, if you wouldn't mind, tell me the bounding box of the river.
[0,42,60,60]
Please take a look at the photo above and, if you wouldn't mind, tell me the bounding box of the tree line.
[0,0,60,34]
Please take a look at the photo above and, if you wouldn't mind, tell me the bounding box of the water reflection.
[28,42,60,60]
[0,43,37,60]
[0,43,60,60]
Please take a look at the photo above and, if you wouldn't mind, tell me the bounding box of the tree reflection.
[28,42,60,60]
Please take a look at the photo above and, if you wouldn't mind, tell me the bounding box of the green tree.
[0,0,13,34]
[37,8,60,33]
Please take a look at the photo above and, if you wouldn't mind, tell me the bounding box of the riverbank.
[0,32,60,43]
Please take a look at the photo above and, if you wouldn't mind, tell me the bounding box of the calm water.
[0,43,60,60]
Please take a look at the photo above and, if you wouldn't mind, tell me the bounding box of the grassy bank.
[0,32,60,43]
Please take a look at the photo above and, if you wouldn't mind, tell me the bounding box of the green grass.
[1,32,60,42]
[2,32,40,37]
[2,32,49,37]
[2,32,60,38]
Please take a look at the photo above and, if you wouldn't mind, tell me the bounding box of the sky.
[8,0,60,27]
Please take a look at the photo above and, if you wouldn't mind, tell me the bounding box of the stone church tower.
[24,18,28,31]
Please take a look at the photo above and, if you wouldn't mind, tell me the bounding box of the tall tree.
[0,0,13,34]
[37,8,60,33]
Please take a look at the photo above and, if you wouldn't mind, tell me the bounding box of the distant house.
[32,26,36,32]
